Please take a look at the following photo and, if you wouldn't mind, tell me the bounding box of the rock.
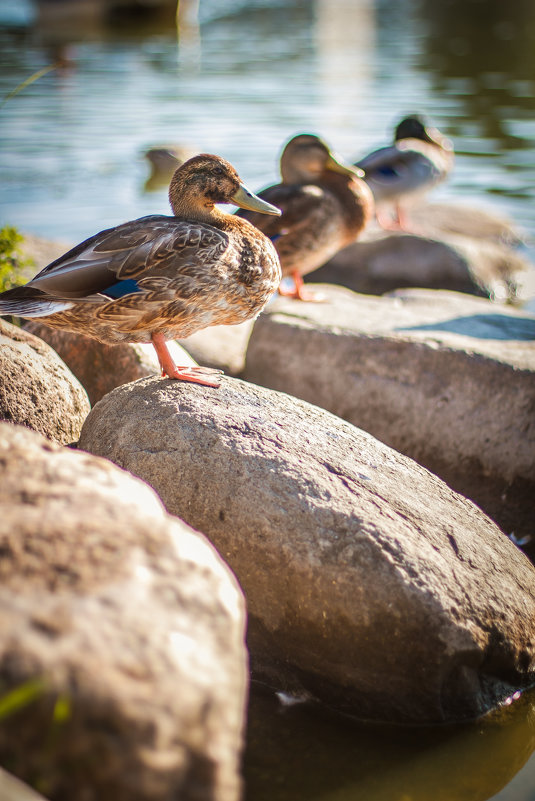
[311,202,530,301]
[18,232,71,282]
[0,319,90,444]
[407,201,523,245]
[0,768,51,801]
[178,320,254,377]
[0,422,247,801]
[78,376,535,725]
[244,286,535,554]
[23,322,197,406]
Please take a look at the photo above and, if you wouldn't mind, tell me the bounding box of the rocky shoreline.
[1,207,534,800]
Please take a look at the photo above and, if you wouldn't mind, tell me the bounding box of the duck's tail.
[0,285,74,318]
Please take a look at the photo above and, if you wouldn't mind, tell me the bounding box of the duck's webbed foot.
[376,204,418,233]
[278,271,326,302]
[163,365,224,388]
[151,333,224,388]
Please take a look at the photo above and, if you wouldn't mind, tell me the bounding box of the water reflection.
[314,0,375,135]
[244,683,535,801]
[176,0,201,70]
[416,0,535,156]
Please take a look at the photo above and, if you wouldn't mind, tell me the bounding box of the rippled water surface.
[0,1,534,799]
[1,0,535,254]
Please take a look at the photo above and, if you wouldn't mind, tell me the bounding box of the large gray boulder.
[0,422,247,801]
[243,286,535,551]
[311,201,530,301]
[78,376,535,725]
[0,319,90,443]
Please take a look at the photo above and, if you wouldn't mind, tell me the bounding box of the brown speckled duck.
[356,115,454,231]
[238,133,374,301]
[0,154,281,387]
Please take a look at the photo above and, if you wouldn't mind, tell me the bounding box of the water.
[0,0,534,254]
[0,1,535,799]
[246,682,535,801]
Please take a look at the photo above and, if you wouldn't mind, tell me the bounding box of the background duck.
[237,133,374,301]
[356,114,454,231]
[143,143,193,192]
[0,154,281,388]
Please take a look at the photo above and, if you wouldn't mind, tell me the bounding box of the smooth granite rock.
[0,319,90,443]
[0,422,247,801]
[243,286,535,552]
[78,376,535,724]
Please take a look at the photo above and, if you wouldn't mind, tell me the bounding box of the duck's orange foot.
[163,365,224,388]
[278,273,326,302]
[151,333,223,388]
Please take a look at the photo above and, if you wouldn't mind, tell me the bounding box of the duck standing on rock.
[237,133,374,301]
[0,155,281,388]
[356,115,454,231]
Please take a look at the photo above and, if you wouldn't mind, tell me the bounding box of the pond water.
[0,1,534,799]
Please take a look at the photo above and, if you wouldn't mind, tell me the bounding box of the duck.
[0,154,281,388]
[356,115,454,231]
[237,133,374,301]
[143,144,192,192]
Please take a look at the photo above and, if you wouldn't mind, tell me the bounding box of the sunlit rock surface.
[24,321,197,406]
[312,202,529,301]
[244,286,535,551]
[0,422,247,801]
[0,319,90,444]
[78,376,535,724]
[0,768,50,801]
[178,320,254,378]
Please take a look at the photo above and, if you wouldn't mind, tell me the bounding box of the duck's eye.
[212,166,224,176]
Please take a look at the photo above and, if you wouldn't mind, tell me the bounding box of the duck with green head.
[0,154,281,387]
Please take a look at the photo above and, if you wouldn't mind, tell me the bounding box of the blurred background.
[0,0,534,268]
[1,4,535,800]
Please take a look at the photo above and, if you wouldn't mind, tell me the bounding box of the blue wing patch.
[376,165,399,178]
[102,279,141,299]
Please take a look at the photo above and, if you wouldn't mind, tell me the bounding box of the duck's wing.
[26,216,228,298]
[237,184,327,239]
[357,142,444,202]
[0,215,229,318]
[356,144,400,172]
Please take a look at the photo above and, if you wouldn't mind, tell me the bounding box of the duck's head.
[280,134,365,184]
[169,154,281,218]
[394,115,453,151]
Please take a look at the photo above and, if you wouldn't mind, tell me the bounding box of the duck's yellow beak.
[326,153,365,179]
[232,184,282,216]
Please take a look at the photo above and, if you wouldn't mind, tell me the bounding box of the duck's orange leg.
[376,203,414,233]
[278,271,326,302]
[151,333,223,388]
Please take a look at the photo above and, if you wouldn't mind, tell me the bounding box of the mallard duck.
[143,144,192,192]
[0,154,281,388]
[356,115,454,231]
[237,133,374,301]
